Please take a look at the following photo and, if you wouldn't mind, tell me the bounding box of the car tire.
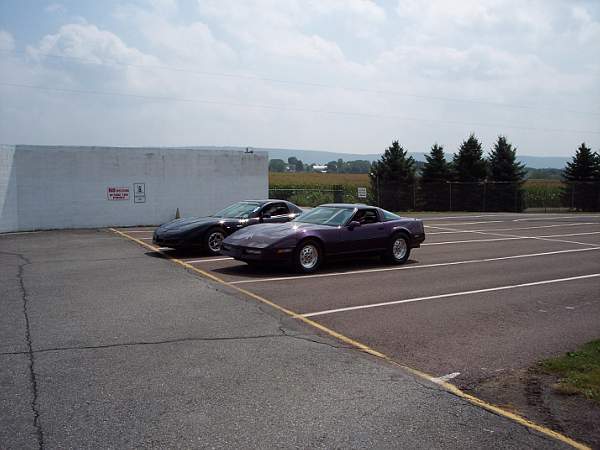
[204,228,225,255]
[385,233,411,264]
[293,240,322,273]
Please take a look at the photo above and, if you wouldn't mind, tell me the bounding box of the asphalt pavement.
[0,226,580,449]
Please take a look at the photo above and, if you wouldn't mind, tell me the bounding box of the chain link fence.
[269,181,600,212]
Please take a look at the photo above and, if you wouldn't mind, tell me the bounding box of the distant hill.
[266,148,571,169]
[182,145,569,169]
[264,148,569,169]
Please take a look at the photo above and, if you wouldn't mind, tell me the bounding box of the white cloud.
[115,3,237,67]
[195,0,385,63]
[0,30,15,51]
[27,23,157,66]
[571,5,600,44]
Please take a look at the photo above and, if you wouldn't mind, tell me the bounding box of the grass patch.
[539,340,600,402]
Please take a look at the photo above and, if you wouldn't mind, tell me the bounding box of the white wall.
[0,145,19,232]
[0,146,268,232]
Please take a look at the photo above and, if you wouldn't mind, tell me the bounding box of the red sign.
[107,186,130,201]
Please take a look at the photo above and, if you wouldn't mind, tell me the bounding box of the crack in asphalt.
[2,250,45,450]
[0,333,288,356]
[25,255,151,264]
[0,328,355,357]
[277,325,354,350]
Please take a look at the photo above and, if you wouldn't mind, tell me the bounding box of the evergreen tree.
[453,134,487,181]
[421,144,450,182]
[562,143,600,211]
[369,141,416,210]
[451,134,487,210]
[487,136,527,211]
[420,143,450,210]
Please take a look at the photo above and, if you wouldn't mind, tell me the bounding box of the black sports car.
[221,203,425,273]
[153,200,303,254]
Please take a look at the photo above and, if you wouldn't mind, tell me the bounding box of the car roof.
[319,203,372,209]
[241,199,296,205]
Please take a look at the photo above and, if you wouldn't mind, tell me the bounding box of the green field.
[269,172,369,187]
[269,173,565,209]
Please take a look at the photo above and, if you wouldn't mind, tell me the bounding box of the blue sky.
[1,0,599,157]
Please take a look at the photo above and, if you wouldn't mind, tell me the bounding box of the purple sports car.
[221,203,425,273]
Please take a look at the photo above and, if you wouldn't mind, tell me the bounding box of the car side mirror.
[348,221,361,230]
[262,214,271,220]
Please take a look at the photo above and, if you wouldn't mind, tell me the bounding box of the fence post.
[482,181,487,212]
[333,185,344,203]
[571,183,575,211]
[413,183,416,210]
[449,182,452,211]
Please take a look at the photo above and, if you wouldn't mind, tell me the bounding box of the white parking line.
[432,372,461,383]
[186,257,234,263]
[537,231,600,238]
[426,216,600,227]
[513,215,600,222]
[0,231,44,236]
[426,226,600,248]
[424,231,600,246]
[417,213,583,221]
[121,230,155,233]
[428,222,599,235]
[424,237,524,246]
[420,214,520,220]
[229,246,600,285]
[301,273,600,318]
[426,220,506,226]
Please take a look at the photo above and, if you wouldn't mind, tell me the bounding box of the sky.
[0,0,599,157]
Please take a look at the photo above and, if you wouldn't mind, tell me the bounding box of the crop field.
[269,173,566,210]
[270,172,563,190]
[269,172,369,187]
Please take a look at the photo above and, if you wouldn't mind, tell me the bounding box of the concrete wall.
[0,146,268,232]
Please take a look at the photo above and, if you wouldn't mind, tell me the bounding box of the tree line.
[370,135,600,212]
[269,156,374,173]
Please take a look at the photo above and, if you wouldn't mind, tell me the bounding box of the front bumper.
[152,231,186,248]
[411,233,426,248]
[221,243,293,262]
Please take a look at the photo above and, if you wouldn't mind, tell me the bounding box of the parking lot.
[3,213,599,448]
[115,212,600,391]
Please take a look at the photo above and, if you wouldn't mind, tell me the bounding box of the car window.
[212,202,261,219]
[262,203,289,216]
[352,208,379,224]
[381,209,401,221]
[293,206,354,226]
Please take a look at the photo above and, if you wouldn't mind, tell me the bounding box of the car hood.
[157,216,223,233]
[224,221,329,248]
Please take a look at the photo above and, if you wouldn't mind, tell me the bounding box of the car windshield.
[293,207,354,226]
[212,202,261,219]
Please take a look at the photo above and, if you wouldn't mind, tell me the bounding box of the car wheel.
[386,233,410,264]
[205,228,225,255]
[294,240,322,273]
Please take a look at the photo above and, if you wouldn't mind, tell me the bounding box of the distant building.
[312,164,328,173]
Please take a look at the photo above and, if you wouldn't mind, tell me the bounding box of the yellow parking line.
[110,227,590,450]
